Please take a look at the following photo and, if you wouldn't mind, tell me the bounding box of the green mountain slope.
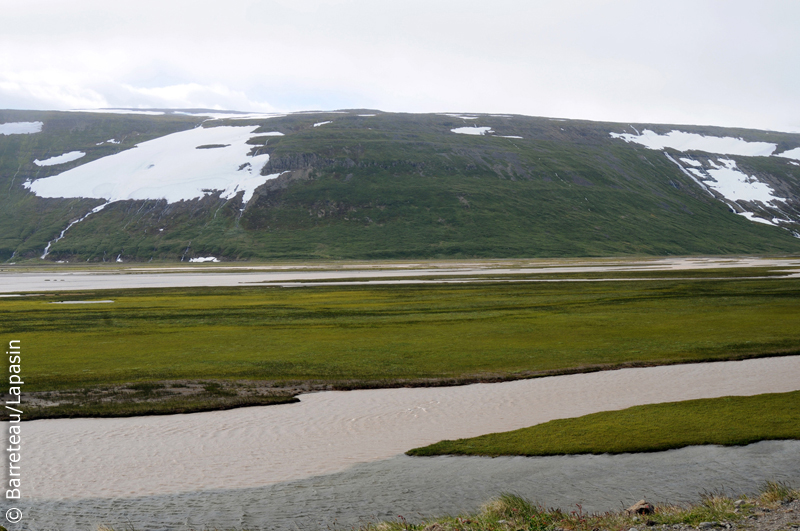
[2,109,800,261]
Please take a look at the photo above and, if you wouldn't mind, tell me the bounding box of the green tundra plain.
[4,266,800,418]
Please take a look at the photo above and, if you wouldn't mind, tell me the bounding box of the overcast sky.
[1,0,799,131]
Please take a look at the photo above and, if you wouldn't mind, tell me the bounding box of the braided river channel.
[9,355,800,530]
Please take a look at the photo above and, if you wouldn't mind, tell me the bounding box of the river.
[14,356,800,530]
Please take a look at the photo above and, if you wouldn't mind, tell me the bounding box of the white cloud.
[0,0,799,131]
[118,83,276,111]
[0,72,109,110]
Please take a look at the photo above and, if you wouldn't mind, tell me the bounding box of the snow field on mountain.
[0,121,43,135]
[610,129,777,156]
[777,147,800,161]
[24,125,284,205]
[68,109,166,116]
[442,114,479,120]
[34,151,86,166]
[610,129,800,230]
[701,158,785,203]
[451,126,493,135]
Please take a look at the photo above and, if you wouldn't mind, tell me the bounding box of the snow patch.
[69,109,165,116]
[666,153,793,230]
[0,121,43,135]
[443,114,479,120]
[24,126,283,205]
[662,152,714,197]
[776,147,800,162]
[451,126,493,136]
[357,114,376,117]
[173,111,285,121]
[705,158,785,203]
[189,257,221,263]
[679,157,702,167]
[498,135,523,139]
[96,139,121,145]
[610,130,777,156]
[687,168,705,178]
[313,121,332,127]
[34,151,86,166]
[738,212,778,226]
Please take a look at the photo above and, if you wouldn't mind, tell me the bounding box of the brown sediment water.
[25,356,800,501]
[24,440,800,531]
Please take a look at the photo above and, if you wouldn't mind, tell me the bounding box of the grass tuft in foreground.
[408,390,800,457]
[92,482,799,531]
[363,482,799,531]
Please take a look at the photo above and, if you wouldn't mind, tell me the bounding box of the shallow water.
[9,357,800,529]
[3,257,800,293]
[18,441,800,531]
[23,356,800,501]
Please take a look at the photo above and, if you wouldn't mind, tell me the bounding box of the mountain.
[2,108,800,262]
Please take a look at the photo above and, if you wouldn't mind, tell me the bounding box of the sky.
[1,0,799,132]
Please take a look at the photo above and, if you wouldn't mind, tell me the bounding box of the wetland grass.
[407,390,800,457]
[4,275,800,417]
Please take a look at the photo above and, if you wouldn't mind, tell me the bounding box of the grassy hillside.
[0,109,200,260]
[3,110,800,261]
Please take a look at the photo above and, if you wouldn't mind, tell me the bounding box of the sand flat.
[3,257,800,293]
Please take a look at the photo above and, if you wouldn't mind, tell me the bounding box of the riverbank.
[22,357,800,502]
[9,272,800,419]
[357,482,799,531]
[21,352,798,420]
[24,441,800,531]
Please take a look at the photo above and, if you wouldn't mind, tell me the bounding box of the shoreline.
[21,357,800,500]
[21,351,800,421]
[23,444,800,530]
[3,256,800,294]
[354,482,800,531]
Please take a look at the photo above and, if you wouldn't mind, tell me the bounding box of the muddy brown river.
[11,356,800,530]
